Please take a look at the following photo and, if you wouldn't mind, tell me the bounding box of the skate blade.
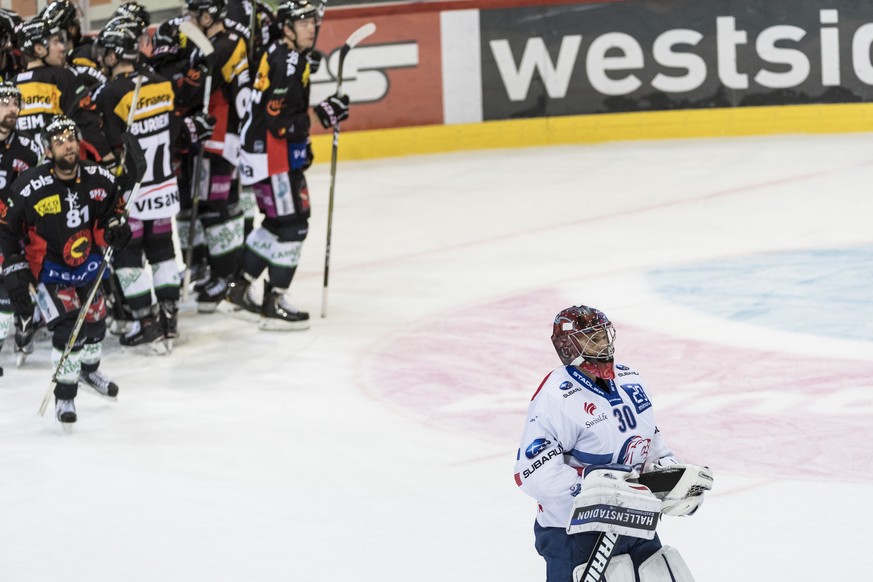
[60,422,74,434]
[109,320,135,336]
[197,302,220,314]
[83,384,119,400]
[16,352,28,367]
[121,340,170,357]
[258,318,310,332]
[217,301,261,323]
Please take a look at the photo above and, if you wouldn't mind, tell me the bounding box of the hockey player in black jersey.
[227,0,349,330]
[0,116,131,424]
[92,23,207,352]
[0,82,43,371]
[177,0,251,313]
[0,8,23,81]
[14,17,113,165]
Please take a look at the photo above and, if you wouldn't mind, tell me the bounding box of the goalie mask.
[551,305,616,380]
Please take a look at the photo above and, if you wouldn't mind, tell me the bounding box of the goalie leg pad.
[573,554,635,582]
[638,546,695,582]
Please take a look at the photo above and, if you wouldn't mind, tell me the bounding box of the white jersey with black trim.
[513,363,674,528]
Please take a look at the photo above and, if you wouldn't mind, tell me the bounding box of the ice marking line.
[303,157,873,276]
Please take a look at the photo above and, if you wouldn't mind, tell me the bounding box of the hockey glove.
[103,215,132,251]
[307,49,324,74]
[185,112,216,145]
[314,94,350,129]
[3,255,35,316]
[304,140,314,171]
[638,461,713,517]
[567,464,661,539]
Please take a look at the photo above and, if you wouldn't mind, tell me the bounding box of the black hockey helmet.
[41,115,82,150]
[551,305,617,379]
[18,18,55,56]
[275,0,319,26]
[186,0,228,21]
[104,14,147,39]
[0,81,20,107]
[39,0,79,35]
[0,8,22,48]
[96,22,140,63]
[113,2,151,28]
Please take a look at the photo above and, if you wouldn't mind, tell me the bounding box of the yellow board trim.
[310,102,873,163]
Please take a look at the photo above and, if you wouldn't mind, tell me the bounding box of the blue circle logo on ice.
[647,245,873,341]
[525,438,552,459]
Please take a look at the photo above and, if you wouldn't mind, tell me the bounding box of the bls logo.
[310,41,419,104]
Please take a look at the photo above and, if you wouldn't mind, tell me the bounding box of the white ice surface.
[1,133,871,580]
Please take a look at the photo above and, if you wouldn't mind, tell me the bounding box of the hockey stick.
[320,22,376,318]
[38,132,148,417]
[574,532,620,582]
[247,0,257,65]
[179,20,215,302]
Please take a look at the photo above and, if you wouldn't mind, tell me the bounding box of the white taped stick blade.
[179,20,215,56]
[345,22,376,49]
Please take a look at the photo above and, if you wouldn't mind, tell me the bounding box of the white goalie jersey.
[514,363,674,528]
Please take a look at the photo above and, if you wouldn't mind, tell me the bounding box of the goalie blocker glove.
[566,464,662,539]
[314,94,350,128]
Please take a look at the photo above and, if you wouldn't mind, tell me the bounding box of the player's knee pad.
[116,267,152,300]
[204,214,244,258]
[638,546,695,582]
[151,259,180,292]
[176,215,205,251]
[245,227,302,268]
[51,347,81,385]
[573,554,635,582]
[80,340,102,366]
[239,186,257,220]
[0,311,11,341]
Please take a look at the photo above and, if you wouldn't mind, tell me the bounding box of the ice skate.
[259,288,310,331]
[197,277,228,313]
[221,277,261,322]
[119,315,169,355]
[55,398,77,424]
[185,260,211,294]
[80,369,119,399]
[158,300,178,342]
[14,314,35,368]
